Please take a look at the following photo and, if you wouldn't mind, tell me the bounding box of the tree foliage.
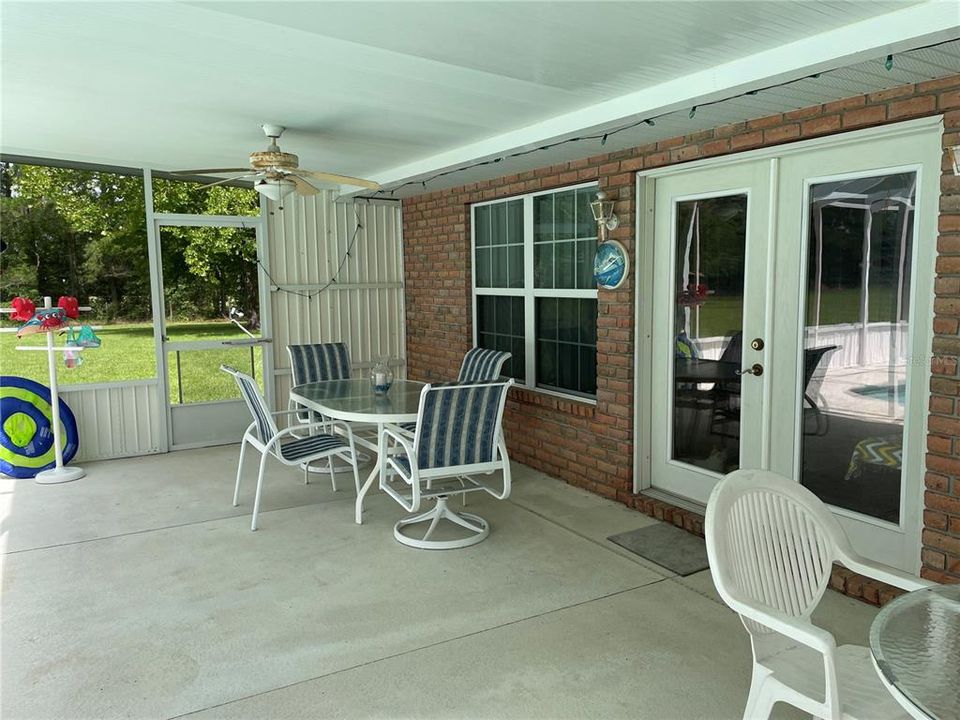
[0,163,259,323]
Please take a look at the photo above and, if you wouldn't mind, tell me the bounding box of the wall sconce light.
[590,191,619,241]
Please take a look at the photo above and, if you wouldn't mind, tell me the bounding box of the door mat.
[607,523,709,576]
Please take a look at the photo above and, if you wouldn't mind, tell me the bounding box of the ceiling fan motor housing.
[250,150,299,171]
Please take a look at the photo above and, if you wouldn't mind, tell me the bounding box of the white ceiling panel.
[1,0,957,195]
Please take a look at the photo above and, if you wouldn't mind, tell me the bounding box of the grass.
[1,321,263,404]
[690,287,901,339]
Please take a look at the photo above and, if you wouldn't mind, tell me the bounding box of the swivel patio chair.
[380,379,514,549]
[398,347,511,435]
[222,365,360,531]
[705,468,933,720]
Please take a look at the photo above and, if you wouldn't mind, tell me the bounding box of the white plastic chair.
[223,365,361,531]
[705,469,935,720]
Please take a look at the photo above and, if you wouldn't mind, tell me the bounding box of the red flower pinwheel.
[57,296,80,319]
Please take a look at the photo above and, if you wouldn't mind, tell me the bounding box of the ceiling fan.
[171,124,380,200]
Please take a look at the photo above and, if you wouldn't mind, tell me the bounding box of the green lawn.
[1,321,263,404]
[690,287,900,339]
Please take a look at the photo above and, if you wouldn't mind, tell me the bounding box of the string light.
[257,210,364,300]
[373,44,946,197]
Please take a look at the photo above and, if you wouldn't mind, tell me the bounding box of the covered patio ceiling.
[2,1,958,196]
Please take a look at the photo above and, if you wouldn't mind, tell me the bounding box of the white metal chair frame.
[223,365,361,531]
[379,379,514,549]
[705,469,935,720]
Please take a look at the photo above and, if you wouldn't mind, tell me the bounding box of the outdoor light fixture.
[254,178,296,201]
[590,191,619,241]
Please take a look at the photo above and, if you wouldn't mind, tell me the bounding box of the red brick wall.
[401,75,960,583]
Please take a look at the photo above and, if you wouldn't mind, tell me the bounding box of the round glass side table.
[870,584,960,720]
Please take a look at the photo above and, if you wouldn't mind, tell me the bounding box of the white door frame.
[143,169,273,450]
[633,116,942,569]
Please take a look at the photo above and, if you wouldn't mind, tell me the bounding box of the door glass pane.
[159,226,260,341]
[671,195,747,474]
[800,172,916,522]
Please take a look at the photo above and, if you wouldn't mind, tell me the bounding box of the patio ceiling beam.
[370,2,960,192]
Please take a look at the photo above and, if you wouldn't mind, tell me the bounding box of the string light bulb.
[885,54,894,71]
[689,106,697,119]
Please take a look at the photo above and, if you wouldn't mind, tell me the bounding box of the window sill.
[509,385,597,417]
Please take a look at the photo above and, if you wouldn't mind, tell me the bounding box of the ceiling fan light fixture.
[255,178,297,201]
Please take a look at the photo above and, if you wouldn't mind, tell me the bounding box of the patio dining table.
[290,378,425,525]
[870,584,960,720]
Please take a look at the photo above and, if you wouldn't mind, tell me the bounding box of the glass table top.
[870,584,960,720]
[290,378,425,423]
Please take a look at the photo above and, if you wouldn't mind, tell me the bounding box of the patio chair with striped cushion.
[222,365,360,531]
[457,347,512,382]
[398,347,511,435]
[380,379,514,549]
[287,342,352,422]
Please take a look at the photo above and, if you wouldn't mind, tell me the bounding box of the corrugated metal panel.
[266,192,406,408]
[60,382,164,461]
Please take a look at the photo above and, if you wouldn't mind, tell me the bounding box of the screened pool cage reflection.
[800,172,916,523]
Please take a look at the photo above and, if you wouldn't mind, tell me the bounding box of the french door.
[646,120,941,571]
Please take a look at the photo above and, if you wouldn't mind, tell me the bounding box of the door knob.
[750,337,764,351]
[735,363,764,377]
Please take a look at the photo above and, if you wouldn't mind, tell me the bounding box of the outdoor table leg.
[355,421,386,524]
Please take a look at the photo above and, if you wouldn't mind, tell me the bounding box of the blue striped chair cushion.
[288,343,351,385]
[416,383,507,469]
[280,433,349,462]
[458,347,511,382]
[233,371,278,443]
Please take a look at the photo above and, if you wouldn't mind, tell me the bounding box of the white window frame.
[471,181,599,402]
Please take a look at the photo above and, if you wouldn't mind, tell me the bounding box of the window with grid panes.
[472,184,598,398]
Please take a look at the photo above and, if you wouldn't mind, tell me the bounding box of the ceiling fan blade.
[169,168,252,175]
[198,174,258,190]
[289,175,320,196]
[298,170,380,190]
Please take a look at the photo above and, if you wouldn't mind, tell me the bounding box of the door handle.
[735,363,764,377]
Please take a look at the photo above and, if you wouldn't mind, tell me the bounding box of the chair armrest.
[838,551,936,593]
[382,424,416,458]
[728,593,837,656]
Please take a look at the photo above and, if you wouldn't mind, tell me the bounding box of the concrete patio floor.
[1,446,880,719]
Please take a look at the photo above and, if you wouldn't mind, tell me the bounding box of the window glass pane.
[580,300,597,345]
[577,239,598,289]
[508,245,524,289]
[511,296,525,335]
[555,241,576,288]
[555,190,575,240]
[534,194,553,243]
[558,343,578,390]
[535,297,597,397]
[475,205,491,247]
[475,247,491,287]
[800,172,916,523]
[507,200,523,244]
[491,202,507,246]
[671,195,746,474]
[558,298,579,342]
[576,187,596,239]
[537,340,558,387]
[476,295,525,381]
[535,244,554,289]
[536,297,558,340]
[580,346,597,395]
[492,247,509,287]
